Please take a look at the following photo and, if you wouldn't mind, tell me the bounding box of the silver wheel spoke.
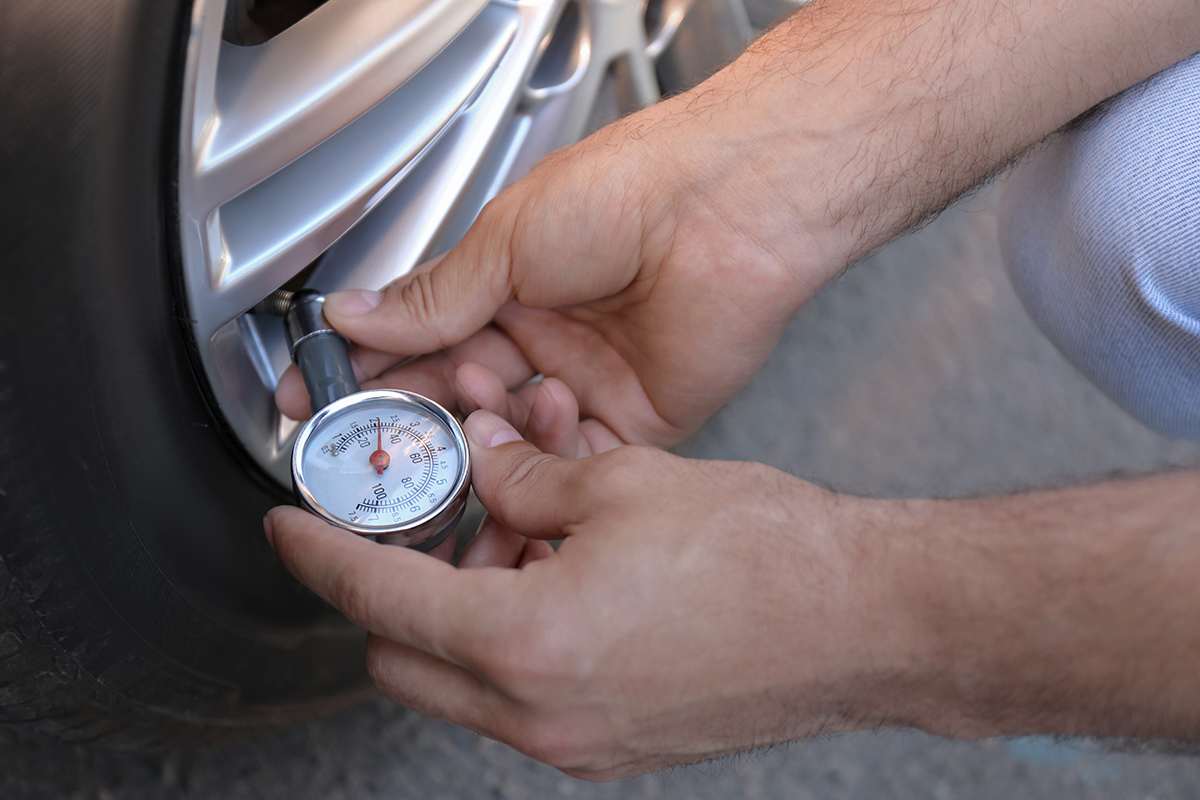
[520,0,662,151]
[317,0,671,293]
[201,8,518,335]
[654,0,754,90]
[193,0,488,208]
[644,0,694,59]
[314,2,566,294]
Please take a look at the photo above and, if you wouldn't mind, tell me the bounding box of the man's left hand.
[265,406,923,779]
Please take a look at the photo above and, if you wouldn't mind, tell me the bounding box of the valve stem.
[255,289,296,317]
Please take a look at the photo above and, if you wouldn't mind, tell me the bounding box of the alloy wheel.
[177,0,803,484]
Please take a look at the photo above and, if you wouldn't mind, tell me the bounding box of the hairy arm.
[653,0,1200,297]
[691,2,1200,738]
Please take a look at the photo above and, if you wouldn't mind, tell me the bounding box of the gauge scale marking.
[323,417,446,520]
[292,390,470,542]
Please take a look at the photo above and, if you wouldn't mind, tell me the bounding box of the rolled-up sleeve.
[1000,54,1200,438]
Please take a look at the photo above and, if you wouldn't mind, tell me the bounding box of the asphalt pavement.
[6,183,1200,798]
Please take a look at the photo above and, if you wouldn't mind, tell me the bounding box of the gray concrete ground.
[6,184,1200,798]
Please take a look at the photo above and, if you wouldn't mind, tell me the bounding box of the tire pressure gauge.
[282,291,470,550]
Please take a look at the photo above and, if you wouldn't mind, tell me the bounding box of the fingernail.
[325,289,382,318]
[263,512,276,548]
[465,410,524,448]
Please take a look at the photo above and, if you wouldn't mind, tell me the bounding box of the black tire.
[0,0,367,747]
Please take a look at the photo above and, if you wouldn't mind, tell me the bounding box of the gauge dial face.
[296,394,465,532]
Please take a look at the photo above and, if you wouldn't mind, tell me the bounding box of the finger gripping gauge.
[281,291,470,551]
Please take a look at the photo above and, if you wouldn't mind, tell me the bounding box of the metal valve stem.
[256,288,296,317]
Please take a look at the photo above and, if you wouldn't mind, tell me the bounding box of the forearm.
[866,471,1200,741]
[649,0,1200,298]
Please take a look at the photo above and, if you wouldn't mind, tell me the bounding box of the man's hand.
[277,0,1200,446]
[268,397,1200,777]
[275,111,814,448]
[266,411,927,779]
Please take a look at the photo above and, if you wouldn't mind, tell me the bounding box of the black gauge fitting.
[284,290,360,411]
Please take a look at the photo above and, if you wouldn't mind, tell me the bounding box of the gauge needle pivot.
[369,419,390,475]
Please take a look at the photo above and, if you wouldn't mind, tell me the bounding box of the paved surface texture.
[6,185,1200,798]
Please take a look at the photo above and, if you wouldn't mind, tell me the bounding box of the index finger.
[265,506,512,668]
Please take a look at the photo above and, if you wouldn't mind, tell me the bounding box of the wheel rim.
[178,0,804,484]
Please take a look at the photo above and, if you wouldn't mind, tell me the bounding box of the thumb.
[464,410,594,538]
[323,204,518,354]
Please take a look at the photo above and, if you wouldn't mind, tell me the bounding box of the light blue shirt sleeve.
[1000,53,1200,438]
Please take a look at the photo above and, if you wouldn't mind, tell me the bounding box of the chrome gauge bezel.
[291,389,471,545]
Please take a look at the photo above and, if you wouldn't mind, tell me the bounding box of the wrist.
[860,495,1068,739]
[831,496,952,731]
[642,0,1200,313]
[710,478,942,743]
[801,491,1084,739]
[776,490,947,734]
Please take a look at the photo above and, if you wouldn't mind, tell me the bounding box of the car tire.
[0,0,368,747]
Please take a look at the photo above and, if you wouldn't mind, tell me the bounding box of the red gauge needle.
[369,419,390,475]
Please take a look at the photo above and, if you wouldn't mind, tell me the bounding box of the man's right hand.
[277,0,1200,448]
[275,101,818,448]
